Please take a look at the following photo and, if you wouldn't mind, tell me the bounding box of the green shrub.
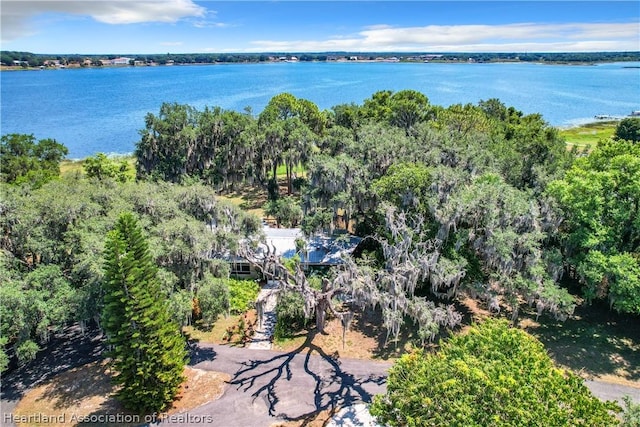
[0,337,9,373]
[622,396,640,427]
[228,279,260,314]
[197,274,230,328]
[16,339,39,366]
[274,290,309,340]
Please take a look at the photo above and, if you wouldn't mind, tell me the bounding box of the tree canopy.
[548,139,640,314]
[370,319,620,427]
[0,133,68,188]
[3,89,638,379]
[614,117,640,143]
[0,176,261,370]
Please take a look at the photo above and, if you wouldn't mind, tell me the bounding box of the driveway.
[2,326,639,427]
[157,339,391,426]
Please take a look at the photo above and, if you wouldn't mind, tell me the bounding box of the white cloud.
[193,21,230,29]
[1,0,205,43]
[246,22,640,52]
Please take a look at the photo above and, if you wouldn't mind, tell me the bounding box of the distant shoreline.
[2,58,640,72]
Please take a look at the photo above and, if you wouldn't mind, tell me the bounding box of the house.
[111,57,132,66]
[229,226,362,278]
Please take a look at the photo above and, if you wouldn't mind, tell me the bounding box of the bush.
[371,319,620,427]
[622,396,640,427]
[615,117,640,142]
[228,279,260,314]
[16,340,39,366]
[0,337,9,373]
[263,197,303,227]
[197,274,230,328]
[274,290,310,340]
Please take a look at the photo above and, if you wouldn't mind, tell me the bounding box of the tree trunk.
[315,298,328,333]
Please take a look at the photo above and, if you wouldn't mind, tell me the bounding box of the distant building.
[111,57,132,66]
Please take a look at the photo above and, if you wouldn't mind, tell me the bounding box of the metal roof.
[262,226,361,265]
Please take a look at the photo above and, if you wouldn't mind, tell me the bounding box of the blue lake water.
[2,61,639,158]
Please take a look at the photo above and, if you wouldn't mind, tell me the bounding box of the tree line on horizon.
[2,50,639,67]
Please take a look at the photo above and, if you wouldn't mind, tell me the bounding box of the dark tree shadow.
[228,331,387,424]
[187,343,217,365]
[37,361,113,410]
[522,300,640,382]
[1,324,104,403]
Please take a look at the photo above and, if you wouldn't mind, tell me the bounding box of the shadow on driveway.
[228,332,388,424]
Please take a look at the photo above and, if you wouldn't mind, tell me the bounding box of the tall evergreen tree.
[102,212,187,413]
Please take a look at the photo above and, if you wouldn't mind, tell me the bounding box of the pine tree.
[102,212,187,413]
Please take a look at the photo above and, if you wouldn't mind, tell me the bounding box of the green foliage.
[372,163,432,212]
[196,274,230,327]
[548,139,640,313]
[136,103,257,187]
[168,289,194,327]
[0,261,77,359]
[0,336,9,373]
[1,133,68,188]
[102,212,187,413]
[263,197,303,227]
[15,340,39,366]
[371,319,620,427]
[0,176,261,354]
[621,396,640,427]
[360,90,432,133]
[274,290,309,340]
[83,153,132,182]
[228,279,260,314]
[615,117,640,143]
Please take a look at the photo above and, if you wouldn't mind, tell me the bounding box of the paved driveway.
[156,341,391,426]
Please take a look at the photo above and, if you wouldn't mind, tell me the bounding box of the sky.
[1,1,639,54]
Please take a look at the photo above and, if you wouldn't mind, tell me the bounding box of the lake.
[1,61,639,158]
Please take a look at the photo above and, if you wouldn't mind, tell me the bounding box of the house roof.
[262,226,361,265]
[263,226,302,259]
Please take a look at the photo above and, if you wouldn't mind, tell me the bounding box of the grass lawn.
[521,300,640,387]
[221,185,268,218]
[183,309,258,347]
[275,163,307,178]
[559,121,617,151]
[59,159,85,176]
